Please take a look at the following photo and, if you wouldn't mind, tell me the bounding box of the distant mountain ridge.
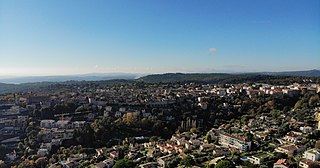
[1,70,318,84]
[0,73,139,84]
[0,70,319,94]
[259,69,320,77]
[137,70,320,83]
[137,73,270,83]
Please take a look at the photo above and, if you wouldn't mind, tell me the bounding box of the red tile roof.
[275,159,286,164]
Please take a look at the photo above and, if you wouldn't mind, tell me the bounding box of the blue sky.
[0,0,319,76]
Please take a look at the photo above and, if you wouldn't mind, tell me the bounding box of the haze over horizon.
[1,0,320,76]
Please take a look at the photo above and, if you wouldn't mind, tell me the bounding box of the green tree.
[214,160,235,168]
[18,142,25,152]
[113,159,135,168]
[274,152,287,160]
[35,157,48,168]
[278,123,289,135]
[245,132,254,141]
[180,156,194,167]
[294,100,303,109]
[78,148,96,155]
[206,163,215,168]
[241,115,249,125]
[206,133,212,143]
[150,136,158,142]
[309,95,320,107]
[242,160,255,168]
[309,162,320,168]
[0,160,6,168]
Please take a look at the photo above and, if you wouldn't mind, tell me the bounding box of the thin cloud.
[209,48,217,55]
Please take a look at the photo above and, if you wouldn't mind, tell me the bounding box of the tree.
[180,156,194,167]
[214,160,235,168]
[190,128,198,134]
[18,142,25,152]
[78,148,96,155]
[278,123,289,135]
[206,163,215,168]
[294,100,303,109]
[35,157,48,168]
[245,132,254,141]
[113,159,135,168]
[0,160,6,168]
[206,133,212,143]
[315,140,320,149]
[167,158,179,168]
[0,145,10,160]
[309,95,320,107]
[240,115,249,126]
[274,152,287,160]
[309,162,320,168]
[149,136,158,142]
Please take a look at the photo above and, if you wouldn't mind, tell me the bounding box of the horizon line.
[0,68,319,78]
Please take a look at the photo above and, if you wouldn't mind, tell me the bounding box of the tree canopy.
[215,160,235,168]
[113,159,135,168]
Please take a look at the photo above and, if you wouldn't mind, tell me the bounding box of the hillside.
[0,80,134,94]
[1,72,319,94]
[261,69,320,77]
[137,73,320,84]
[0,83,18,94]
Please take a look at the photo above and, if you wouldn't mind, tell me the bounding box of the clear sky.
[0,0,319,76]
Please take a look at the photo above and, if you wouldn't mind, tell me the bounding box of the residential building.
[299,159,320,168]
[248,153,271,165]
[304,149,320,161]
[273,159,289,168]
[275,144,305,155]
[218,132,251,151]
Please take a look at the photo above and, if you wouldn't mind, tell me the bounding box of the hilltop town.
[2,0,320,167]
[0,79,320,168]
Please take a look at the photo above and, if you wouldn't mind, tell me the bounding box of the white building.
[299,149,320,168]
[248,153,271,165]
[299,159,320,168]
[105,106,112,112]
[37,148,50,157]
[95,158,114,168]
[218,132,251,151]
[304,149,320,161]
[300,126,313,134]
[5,151,17,161]
[40,120,56,128]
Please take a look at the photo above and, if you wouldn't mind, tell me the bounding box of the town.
[0,80,320,168]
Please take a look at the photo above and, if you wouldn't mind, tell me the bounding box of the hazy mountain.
[1,70,318,84]
[137,73,270,83]
[0,83,17,94]
[259,69,320,77]
[0,73,139,84]
[0,70,319,94]
[138,71,320,83]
